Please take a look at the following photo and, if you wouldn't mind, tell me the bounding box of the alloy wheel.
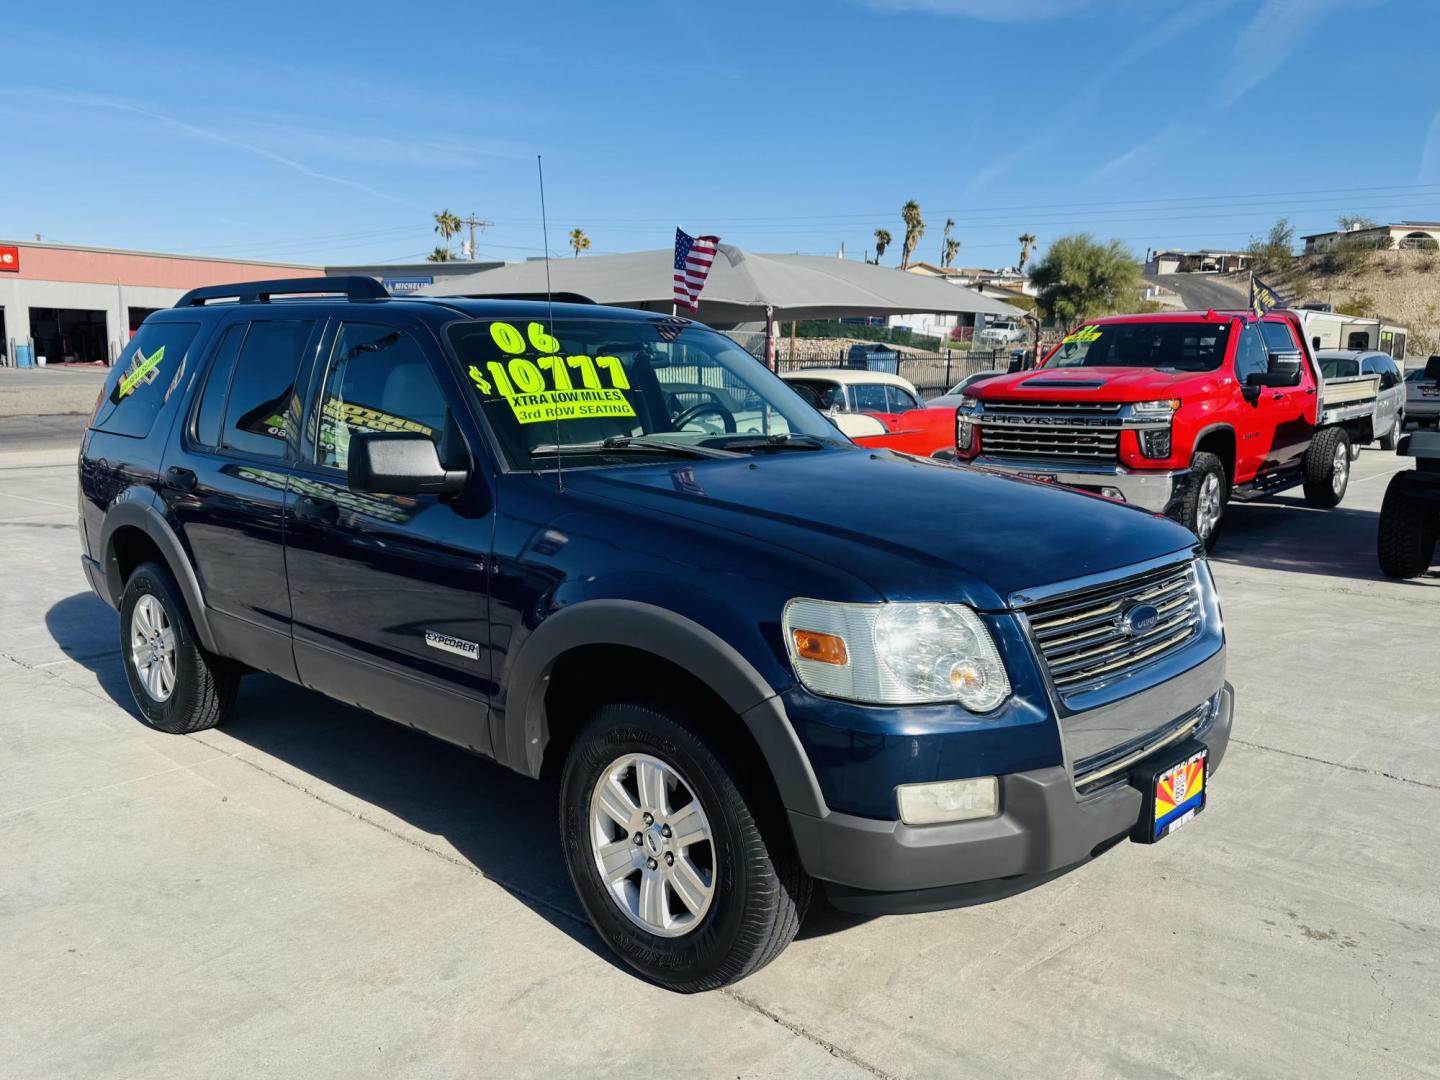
[1332,440,1350,496]
[588,753,716,938]
[1196,471,1222,541]
[130,594,177,703]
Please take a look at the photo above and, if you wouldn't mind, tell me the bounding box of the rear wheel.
[1302,428,1351,508]
[1175,452,1228,550]
[1379,415,1403,451]
[1377,475,1438,579]
[559,702,811,992]
[120,561,239,734]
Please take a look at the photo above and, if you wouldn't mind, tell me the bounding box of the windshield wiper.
[529,437,740,460]
[705,433,830,453]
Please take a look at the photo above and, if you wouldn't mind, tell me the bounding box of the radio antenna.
[537,154,562,492]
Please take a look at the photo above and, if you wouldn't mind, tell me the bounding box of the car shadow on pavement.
[1208,496,1409,583]
[46,591,867,972]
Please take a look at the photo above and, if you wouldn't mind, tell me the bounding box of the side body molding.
[495,600,827,817]
[98,492,220,655]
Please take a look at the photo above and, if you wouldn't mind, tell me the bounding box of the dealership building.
[0,240,324,366]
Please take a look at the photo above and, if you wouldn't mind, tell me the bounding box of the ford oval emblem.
[1119,602,1160,637]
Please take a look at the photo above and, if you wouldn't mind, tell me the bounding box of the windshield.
[444,316,843,469]
[1045,321,1232,373]
[1319,356,1360,379]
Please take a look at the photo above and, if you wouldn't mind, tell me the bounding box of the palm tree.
[425,246,455,263]
[568,228,592,257]
[433,209,462,258]
[943,237,960,268]
[873,228,892,263]
[940,218,955,266]
[900,200,925,270]
[1018,233,1037,274]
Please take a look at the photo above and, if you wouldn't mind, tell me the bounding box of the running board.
[1230,467,1301,502]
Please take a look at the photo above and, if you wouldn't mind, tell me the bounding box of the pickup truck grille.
[1024,561,1202,699]
[977,401,1123,461]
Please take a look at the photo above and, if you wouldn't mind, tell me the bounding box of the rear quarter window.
[92,320,202,438]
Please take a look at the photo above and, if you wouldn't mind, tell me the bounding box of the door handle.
[164,466,197,492]
[295,495,340,525]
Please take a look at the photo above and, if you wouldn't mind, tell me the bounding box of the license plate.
[1130,743,1207,843]
[1018,471,1057,483]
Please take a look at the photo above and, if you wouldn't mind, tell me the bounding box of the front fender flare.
[495,600,827,817]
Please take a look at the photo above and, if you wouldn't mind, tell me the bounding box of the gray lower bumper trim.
[972,455,1185,513]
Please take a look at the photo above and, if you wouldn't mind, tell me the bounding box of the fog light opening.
[896,776,999,825]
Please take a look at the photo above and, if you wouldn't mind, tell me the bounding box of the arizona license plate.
[1131,744,1207,843]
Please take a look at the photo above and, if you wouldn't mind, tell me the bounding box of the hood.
[970,366,1222,403]
[557,449,1197,610]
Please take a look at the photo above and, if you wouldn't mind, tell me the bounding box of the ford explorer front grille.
[1022,561,1202,699]
[975,401,1124,460]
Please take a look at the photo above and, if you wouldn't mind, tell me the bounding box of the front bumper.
[971,453,1189,515]
[787,683,1233,914]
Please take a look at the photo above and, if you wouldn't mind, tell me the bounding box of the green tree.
[1246,218,1296,276]
[899,200,926,270]
[433,209,462,258]
[1337,213,1378,233]
[568,227,592,257]
[1028,234,1143,332]
[1018,232,1037,273]
[425,245,455,263]
[940,218,956,267]
[873,228,892,263]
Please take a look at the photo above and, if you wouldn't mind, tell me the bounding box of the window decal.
[1062,326,1102,345]
[467,320,637,426]
[116,345,165,399]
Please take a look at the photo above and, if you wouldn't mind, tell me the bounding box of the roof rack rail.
[174,276,388,308]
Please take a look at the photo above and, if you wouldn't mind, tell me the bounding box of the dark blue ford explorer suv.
[79,277,1233,991]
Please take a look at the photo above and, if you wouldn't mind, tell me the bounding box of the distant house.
[1301,221,1440,254]
[1144,249,1253,275]
[891,263,1031,341]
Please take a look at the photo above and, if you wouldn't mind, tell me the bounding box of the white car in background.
[780,369,924,437]
[974,320,1027,348]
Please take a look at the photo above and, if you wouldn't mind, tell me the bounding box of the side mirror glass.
[348,432,467,497]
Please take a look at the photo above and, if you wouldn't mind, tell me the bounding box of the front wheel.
[559,703,811,992]
[1377,475,1438,578]
[1302,428,1351,508]
[1175,452,1228,551]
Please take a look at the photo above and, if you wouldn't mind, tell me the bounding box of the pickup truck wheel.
[1377,476,1438,578]
[559,702,811,992]
[1176,452,1228,550]
[1302,428,1351,508]
[119,561,239,734]
[1379,415,1402,451]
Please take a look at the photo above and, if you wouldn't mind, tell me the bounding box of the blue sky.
[2,0,1436,270]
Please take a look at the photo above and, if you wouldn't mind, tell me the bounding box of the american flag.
[673,228,719,312]
[655,315,690,342]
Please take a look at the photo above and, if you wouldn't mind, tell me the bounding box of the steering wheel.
[672,401,736,433]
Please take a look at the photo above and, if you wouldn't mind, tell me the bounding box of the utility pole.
[461,213,492,261]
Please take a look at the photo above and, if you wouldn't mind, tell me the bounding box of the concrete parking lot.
[2,416,1437,1079]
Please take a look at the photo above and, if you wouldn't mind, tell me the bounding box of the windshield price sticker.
[116,345,165,399]
[468,321,637,426]
[1062,326,1102,345]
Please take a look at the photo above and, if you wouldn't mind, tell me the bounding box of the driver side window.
[1234,324,1269,383]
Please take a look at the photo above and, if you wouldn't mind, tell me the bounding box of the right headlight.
[783,599,1011,711]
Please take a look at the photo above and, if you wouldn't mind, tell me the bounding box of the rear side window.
[886,385,919,411]
[221,321,314,459]
[194,324,245,448]
[852,383,890,411]
[93,320,201,438]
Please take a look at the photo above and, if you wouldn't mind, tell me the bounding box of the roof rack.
[174,276,388,308]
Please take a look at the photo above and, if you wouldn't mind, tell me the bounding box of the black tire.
[1379,415,1402,451]
[1302,427,1351,508]
[1377,476,1438,579]
[559,702,811,992]
[1174,452,1228,551]
[119,561,239,734]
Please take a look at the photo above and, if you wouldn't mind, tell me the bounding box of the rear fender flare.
[100,493,219,654]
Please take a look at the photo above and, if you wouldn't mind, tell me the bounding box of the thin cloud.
[1219,0,1376,107]
[1419,104,1440,182]
[28,89,415,206]
[1087,125,1203,184]
[864,0,1098,19]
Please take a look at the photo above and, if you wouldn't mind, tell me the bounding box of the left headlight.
[1131,398,1181,417]
[783,599,1011,711]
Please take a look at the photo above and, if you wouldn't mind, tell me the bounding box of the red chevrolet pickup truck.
[922,309,1377,547]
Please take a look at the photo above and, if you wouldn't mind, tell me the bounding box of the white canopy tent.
[417,244,1023,329]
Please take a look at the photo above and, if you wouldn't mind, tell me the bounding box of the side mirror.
[348,432,467,497]
[1267,349,1303,377]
